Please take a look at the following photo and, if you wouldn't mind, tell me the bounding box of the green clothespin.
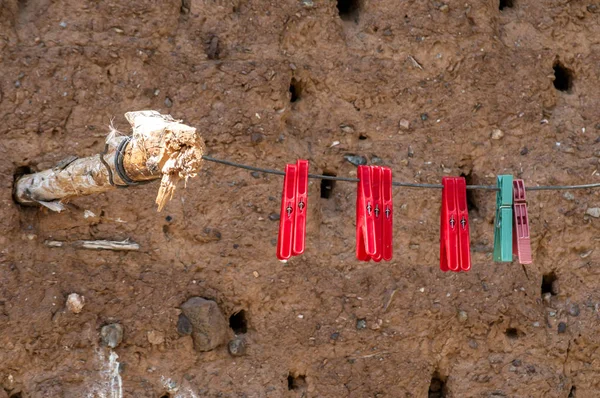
[493,175,513,262]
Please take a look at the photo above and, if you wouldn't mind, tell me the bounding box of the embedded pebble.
[457,310,468,323]
[268,213,280,221]
[228,337,246,356]
[101,323,124,348]
[66,293,85,314]
[147,330,165,345]
[558,322,567,334]
[340,125,355,134]
[356,319,367,329]
[344,154,367,166]
[468,339,478,349]
[180,297,229,352]
[164,97,173,108]
[586,207,600,218]
[398,119,410,131]
[568,304,580,317]
[491,129,504,140]
[563,192,575,201]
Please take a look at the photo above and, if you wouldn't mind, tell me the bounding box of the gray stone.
[101,323,124,348]
[586,207,600,218]
[228,337,246,356]
[344,154,367,166]
[568,304,580,317]
[356,319,367,329]
[457,310,468,323]
[164,97,173,108]
[180,297,229,352]
[563,192,575,201]
[558,322,567,334]
[468,339,478,349]
[268,213,280,221]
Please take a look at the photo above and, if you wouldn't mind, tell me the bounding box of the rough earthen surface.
[1,0,600,397]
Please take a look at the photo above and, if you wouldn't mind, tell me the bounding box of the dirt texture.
[1,0,600,397]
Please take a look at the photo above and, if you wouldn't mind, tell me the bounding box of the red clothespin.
[356,166,377,261]
[276,160,309,261]
[381,167,393,261]
[440,177,471,272]
[356,166,393,261]
[512,179,532,264]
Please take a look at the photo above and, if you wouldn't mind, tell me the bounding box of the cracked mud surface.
[1,0,600,396]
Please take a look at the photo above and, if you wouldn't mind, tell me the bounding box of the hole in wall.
[499,0,513,10]
[159,394,171,398]
[287,373,307,391]
[358,133,368,140]
[428,372,447,398]
[460,172,478,215]
[320,171,337,199]
[553,62,573,92]
[569,386,576,397]
[206,35,220,60]
[9,392,23,398]
[337,0,361,22]
[289,78,303,103]
[229,310,248,334]
[541,272,558,296]
[505,327,523,339]
[180,0,190,14]
[12,165,34,206]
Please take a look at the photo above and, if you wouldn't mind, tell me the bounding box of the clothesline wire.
[202,155,600,192]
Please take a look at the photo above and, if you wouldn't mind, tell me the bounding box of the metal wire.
[202,155,600,191]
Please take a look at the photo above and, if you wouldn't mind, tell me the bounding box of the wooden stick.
[13,111,205,212]
[45,239,140,251]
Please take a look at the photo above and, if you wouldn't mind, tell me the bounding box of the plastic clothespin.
[440,177,471,272]
[356,165,377,261]
[356,166,394,262]
[493,175,514,262]
[381,167,393,261]
[276,160,309,261]
[513,179,532,264]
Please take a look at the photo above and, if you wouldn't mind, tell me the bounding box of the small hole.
[14,165,32,181]
[229,310,248,334]
[499,0,513,10]
[428,373,447,398]
[180,0,190,14]
[569,386,576,397]
[287,374,307,391]
[553,62,573,92]
[460,172,478,215]
[160,394,171,398]
[505,327,523,339]
[337,0,360,22]
[541,272,558,296]
[12,165,34,206]
[9,393,23,398]
[289,78,302,103]
[358,133,368,140]
[320,171,337,199]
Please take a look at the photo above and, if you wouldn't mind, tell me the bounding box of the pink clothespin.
[512,179,532,264]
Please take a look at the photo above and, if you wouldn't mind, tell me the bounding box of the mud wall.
[1,0,600,396]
